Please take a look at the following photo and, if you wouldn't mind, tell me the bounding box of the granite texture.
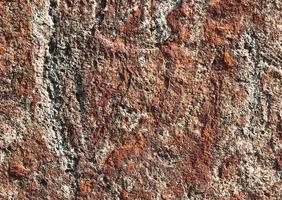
[0,0,281,199]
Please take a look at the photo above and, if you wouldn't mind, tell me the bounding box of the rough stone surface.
[0,0,281,199]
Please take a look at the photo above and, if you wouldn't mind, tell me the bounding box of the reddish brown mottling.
[0,0,281,199]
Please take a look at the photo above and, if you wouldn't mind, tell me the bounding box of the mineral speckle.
[0,0,281,199]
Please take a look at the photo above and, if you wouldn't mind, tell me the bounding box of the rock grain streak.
[0,0,281,199]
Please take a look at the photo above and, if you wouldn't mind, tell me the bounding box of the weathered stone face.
[0,0,281,199]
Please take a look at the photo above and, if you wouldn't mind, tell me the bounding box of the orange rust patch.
[0,1,34,102]
[31,92,42,111]
[0,43,4,55]
[224,50,234,67]
[162,186,184,199]
[79,180,92,194]
[122,8,142,37]
[205,0,264,45]
[160,42,191,67]
[166,1,191,43]
[9,162,31,178]
[27,181,39,192]
[8,138,52,180]
[219,154,240,179]
[104,138,145,170]
[167,3,188,32]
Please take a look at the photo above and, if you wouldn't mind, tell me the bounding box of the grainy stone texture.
[0,0,281,199]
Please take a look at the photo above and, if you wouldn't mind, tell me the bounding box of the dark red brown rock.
[0,0,281,199]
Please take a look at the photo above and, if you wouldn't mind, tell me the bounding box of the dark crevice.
[74,71,91,134]
[96,0,107,25]
[49,0,59,23]
[43,0,80,198]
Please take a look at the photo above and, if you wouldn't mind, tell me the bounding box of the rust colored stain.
[0,0,281,199]
[205,0,264,45]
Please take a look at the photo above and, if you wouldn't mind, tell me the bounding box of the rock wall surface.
[0,0,281,199]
